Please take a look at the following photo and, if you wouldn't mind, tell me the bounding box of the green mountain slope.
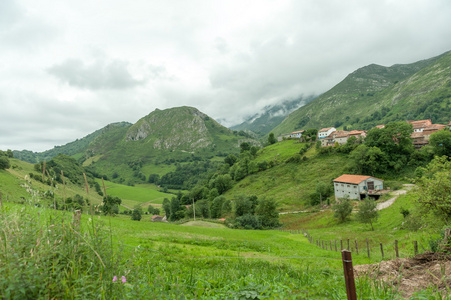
[84,106,259,186]
[273,50,451,135]
[13,122,132,163]
[224,140,351,211]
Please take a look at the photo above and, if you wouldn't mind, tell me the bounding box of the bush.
[131,208,142,221]
[233,214,262,229]
[0,156,10,170]
[333,196,353,222]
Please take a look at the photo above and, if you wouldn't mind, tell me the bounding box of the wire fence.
[279,228,429,260]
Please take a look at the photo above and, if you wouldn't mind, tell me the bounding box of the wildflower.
[121,276,126,283]
[112,276,118,282]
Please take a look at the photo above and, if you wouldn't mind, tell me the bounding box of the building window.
[353,186,356,189]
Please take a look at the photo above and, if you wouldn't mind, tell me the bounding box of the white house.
[333,174,384,200]
[290,130,304,138]
[318,127,336,139]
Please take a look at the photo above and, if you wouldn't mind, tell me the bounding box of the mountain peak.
[125,106,226,150]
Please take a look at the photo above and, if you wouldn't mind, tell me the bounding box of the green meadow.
[99,179,169,208]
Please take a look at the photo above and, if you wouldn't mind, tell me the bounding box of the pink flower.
[112,276,118,282]
[121,276,126,283]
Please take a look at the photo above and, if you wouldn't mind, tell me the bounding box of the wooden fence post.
[0,191,3,210]
[342,250,357,300]
[330,240,332,251]
[335,240,338,252]
[341,240,343,250]
[355,239,359,255]
[366,238,370,259]
[347,239,350,250]
[414,241,418,256]
[380,243,384,259]
[395,240,399,258]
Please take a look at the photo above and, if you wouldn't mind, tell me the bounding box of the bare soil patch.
[354,252,451,298]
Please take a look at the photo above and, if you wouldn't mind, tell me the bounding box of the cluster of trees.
[0,150,13,170]
[332,196,378,230]
[160,192,280,229]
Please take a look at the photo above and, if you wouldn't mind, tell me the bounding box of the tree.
[429,129,451,157]
[316,181,332,206]
[101,195,122,216]
[255,197,280,228]
[240,142,251,153]
[211,196,225,218]
[333,196,353,222]
[169,197,185,221]
[224,154,238,166]
[148,204,156,215]
[162,198,171,219]
[416,156,451,224]
[234,195,253,217]
[349,145,387,175]
[196,199,210,218]
[210,174,233,194]
[356,198,378,230]
[268,132,277,145]
[131,206,143,221]
[0,156,10,170]
[365,121,414,169]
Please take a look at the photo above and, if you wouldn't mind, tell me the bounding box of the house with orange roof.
[410,123,447,149]
[407,119,432,133]
[333,174,384,200]
[320,130,366,147]
[290,130,304,138]
[318,127,336,139]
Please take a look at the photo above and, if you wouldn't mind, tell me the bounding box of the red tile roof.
[407,119,432,129]
[319,127,335,132]
[333,174,383,184]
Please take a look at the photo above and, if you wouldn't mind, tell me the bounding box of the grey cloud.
[48,58,145,90]
[0,0,57,50]
[214,38,229,54]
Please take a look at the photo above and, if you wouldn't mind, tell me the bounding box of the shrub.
[234,214,262,229]
[333,196,353,222]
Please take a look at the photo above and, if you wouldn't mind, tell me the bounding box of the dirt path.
[376,184,414,211]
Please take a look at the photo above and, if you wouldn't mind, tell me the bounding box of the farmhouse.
[333,174,384,200]
[290,130,304,138]
[318,127,336,139]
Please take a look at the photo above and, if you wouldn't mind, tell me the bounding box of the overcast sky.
[1,0,451,152]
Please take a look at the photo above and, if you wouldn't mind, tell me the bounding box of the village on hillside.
[280,119,451,150]
[279,119,451,202]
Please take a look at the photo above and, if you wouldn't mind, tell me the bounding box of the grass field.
[98,179,171,209]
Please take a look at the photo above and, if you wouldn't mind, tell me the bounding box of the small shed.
[151,215,163,222]
[333,174,384,200]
